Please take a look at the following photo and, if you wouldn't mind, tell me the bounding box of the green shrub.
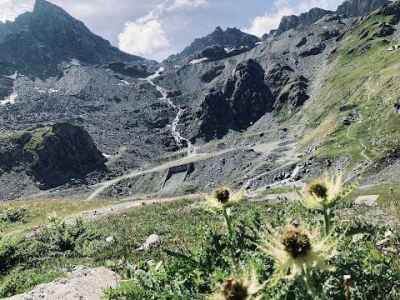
[0,208,28,224]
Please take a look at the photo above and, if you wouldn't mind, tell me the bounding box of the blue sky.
[1,0,344,60]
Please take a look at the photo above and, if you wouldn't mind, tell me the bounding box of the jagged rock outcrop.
[273,0,389,36]
[337,0,390,17]
[299,43,326,57]
[296,37,308,48]
[277,8,334,33]
[197,45,228,61]
[0,123,106,189]
[200,65,225,83]
[0,0,152,78]
[266,65,309,110]
[373,23,395,37]
[380,0,400,24]
[165,27,260,65]
[105,62,151,78]
[224,60,274,129]
[196,59,274,140]
[0,77,13,99]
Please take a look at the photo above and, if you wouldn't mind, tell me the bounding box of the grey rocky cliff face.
[194,59,274,141]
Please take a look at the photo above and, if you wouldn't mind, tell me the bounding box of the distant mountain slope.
[276,8,335,34]
[0,0,152,78]
[165,27,260,65]
[270,0,390,36]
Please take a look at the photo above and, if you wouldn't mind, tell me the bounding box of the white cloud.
[0,0,34,22]
[245,6,295,37]
[245,0,343,37]
[168,0,208,11]
[118,0,208,59]
[118,19,170,59]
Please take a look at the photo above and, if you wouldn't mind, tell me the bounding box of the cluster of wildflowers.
[204,174,347,299]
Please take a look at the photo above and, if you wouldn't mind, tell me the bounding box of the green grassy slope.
[301,11,400,166]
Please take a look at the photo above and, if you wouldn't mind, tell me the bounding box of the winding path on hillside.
[87,146,251,200]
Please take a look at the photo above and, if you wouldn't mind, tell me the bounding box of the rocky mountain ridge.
[269,0,390,36]
[165,26,260,65]
[0,0,154,79]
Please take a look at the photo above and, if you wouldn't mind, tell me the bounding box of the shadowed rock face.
[0,0,151,78]
[196,60,274,140]
[0,123,106,189]
[224,60,275,129]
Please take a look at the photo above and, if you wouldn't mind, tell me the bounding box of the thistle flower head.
[259,223,337,286]
[210,269,265,300]
[214,187,231,204]
[301,174,344,210]
[282,225,312,258]
[205,187,245,211]
[222,279,248,300]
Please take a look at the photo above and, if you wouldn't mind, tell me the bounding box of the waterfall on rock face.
[145,68,196,156]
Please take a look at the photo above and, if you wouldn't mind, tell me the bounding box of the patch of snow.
[48,88,59,94]
[0,92,17,106]
[34,87,46,94]
[105,236,114,243]
[4,71,18,80]
[255,42,262,46]
[146,67,165,81]
[189,58,209,65]
[70,58,81,66]
[103,153,112,159]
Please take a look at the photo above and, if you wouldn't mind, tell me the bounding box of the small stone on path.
[354,195,379,207]
[137,234,161,251]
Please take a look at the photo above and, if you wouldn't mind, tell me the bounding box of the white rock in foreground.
[6,267,120,300]
[137,234,161,251]
[354,195,379,207]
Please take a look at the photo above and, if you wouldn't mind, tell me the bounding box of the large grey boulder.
[137,234,161,251]
[0,123,106,190]
[6,267,120,300]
